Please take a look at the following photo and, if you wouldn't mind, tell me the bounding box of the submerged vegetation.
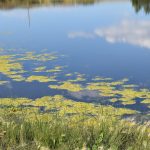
[0,49,150,149]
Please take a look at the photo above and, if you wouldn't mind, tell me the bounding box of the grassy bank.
[0,114,150,150]
[0,96,150,150]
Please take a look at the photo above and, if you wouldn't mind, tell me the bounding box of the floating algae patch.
[49,81,83,92]
[46,66,63,73]
[8,74,25,81]
[0,55,23,74]
[26,75,57,83]
[0,50,63,83]
[117,89,146,105]
[16,52,58,62]
[141,99,150,104]
[121,100,136,105]
[92,76,112,81]
[34,66,64,73]
[65,73,73,77]
[0,55,25,81]
[0,95,136,123]
[62,72,86,83]
[122,84,138,88]
[85,78,150,106]
[48,76,150,108]
[86,82,116,97]
[67,76,86,82]
[34,66,46,72]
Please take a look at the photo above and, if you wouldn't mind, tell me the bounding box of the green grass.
[0,95,149,150]
[0,113,150,150]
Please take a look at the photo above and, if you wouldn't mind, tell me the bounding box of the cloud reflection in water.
[69,19,150,49]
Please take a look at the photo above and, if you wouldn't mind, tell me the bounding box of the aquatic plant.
[16,52,58,62]
[49,82,83,92]
[47,75,150,107]
[0,51,62,83]
[141,99,150,104]
[65,73,73,76]
[46,66,63,73]
[26,75,57,82]
[2,50,150,108]
[92,76,112,81]
[34,66,46,72]
[0,55,24,79]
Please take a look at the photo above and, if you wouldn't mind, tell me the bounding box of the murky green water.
[0,0,150,114]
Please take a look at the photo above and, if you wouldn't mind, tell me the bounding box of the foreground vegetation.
[0,96,150,150]
[1,112,150,150]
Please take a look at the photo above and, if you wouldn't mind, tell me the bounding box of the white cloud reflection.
[68,19,150,49]
[95,20,150,49]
